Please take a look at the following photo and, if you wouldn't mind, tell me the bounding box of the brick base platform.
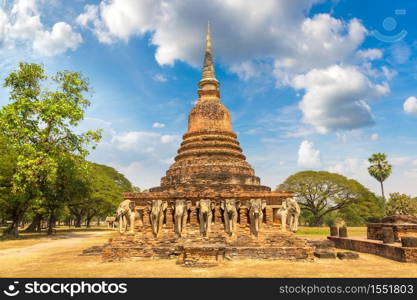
[328,236,417,263]
[102,225,314,265]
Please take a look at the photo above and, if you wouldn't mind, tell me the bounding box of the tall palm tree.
[368,153,392,201]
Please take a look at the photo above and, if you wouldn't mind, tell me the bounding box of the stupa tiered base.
[102,222,314,266]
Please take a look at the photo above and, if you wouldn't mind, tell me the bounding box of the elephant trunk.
[151,212,159,235]
[174,214,183,235]
[254,215,259,233]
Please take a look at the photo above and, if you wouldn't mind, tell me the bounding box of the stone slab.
[336,251,359,260]
[314,250,336,259]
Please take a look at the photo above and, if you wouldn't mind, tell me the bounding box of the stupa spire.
[198,22,220,99]
[200,22,218,86]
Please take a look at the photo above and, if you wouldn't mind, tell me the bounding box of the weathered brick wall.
[367,223,417,241]
[102,227,313,263]
[328,236,417,263]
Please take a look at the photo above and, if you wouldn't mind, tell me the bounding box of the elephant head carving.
[196,199,214,236]
[274,197,300,232]
[286,197,300,232]
[170,199,192,237]
[148,200,167,237]
[220,199,241,236]
[247,198,266,236]
[116,200,136,234]
[275,198,289,232]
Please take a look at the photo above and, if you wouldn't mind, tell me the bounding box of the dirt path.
[1,231,417,277]
[0,231,110,258]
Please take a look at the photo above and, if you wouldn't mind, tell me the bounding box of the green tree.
[66,162,133,227]
[0,134,26,236]
[337,192,384,225]
[87,163,133,225]
[368,153,392,201]
[0,62,101,237]
[278,171,376,226]
[385,193,417,216]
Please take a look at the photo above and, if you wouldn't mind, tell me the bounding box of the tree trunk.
[47,214,55,235]
[24,214,42,233]
[380,181,386,201]
[86,217,92,228]
[3,210,24,238]
[3,221,20,237]
[74,216,82,228]
[310,214,324,227]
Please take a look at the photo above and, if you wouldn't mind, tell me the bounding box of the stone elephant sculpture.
[247,198,266,236]
[287,197,300,232]
[220,199,240,236]
[171,199,192,237]
[196,199,215,236]
[116,200,136,234]
[147,200,167,237]
[275,198,289,232]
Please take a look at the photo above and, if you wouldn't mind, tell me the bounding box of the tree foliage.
[0,62,101,236]
[67,162,134,227]
[337,190,384,225]
[385,193,417,216]
[278,171,382,226]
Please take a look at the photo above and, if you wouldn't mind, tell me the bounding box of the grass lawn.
[1,226,416,278]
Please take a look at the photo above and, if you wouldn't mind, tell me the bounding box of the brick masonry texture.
[102,27,314,265]
[102,225,314,264]
[367,223,417,242]
[328,236,417,262]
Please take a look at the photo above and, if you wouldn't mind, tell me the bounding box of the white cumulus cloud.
[111,131,180,152]
[76,0,373,77]
[357,49,383,61]
[297,140,321,168]
[74,0,391,135]
[292,65,389,134]
[152,74,168,82]
[0,0,82,57]
[403,96,417,116]
[152,122,165,128]
[33,22,82,56]
[370,133,379,141]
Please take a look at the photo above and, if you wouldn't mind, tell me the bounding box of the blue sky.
[1,0,417,197]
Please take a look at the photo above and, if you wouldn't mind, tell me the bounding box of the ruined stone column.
[239,206,248,227]
[214,205,222,224]
[165,207,174,229]
[135,208,143,231]
[190,207,198,225]
[143,207,150,226]
[265,206,273,225]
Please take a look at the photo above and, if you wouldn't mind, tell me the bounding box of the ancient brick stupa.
[127,24,283,203]
[150,25,270,194]
[103,25,313,264]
